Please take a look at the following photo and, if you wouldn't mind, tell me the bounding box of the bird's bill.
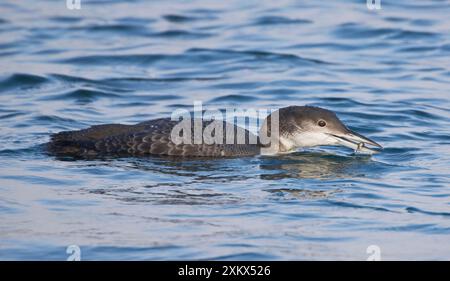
[330,130,382,154]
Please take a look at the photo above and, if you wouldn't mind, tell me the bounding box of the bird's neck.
[258,117,294,155]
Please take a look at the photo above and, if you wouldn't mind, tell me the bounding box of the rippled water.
[1,0,450,260]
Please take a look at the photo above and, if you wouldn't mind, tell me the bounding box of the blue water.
[1,0,450,260]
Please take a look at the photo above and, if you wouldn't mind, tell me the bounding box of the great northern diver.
[47,106,382,157]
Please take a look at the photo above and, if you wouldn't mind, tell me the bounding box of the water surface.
[1,0,450,260]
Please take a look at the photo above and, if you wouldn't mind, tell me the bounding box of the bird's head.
[260,106,382,154]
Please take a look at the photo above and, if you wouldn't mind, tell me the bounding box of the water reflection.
[48,150,393,204]
[51,150,384,180]
[265,188,342,200]
[47,143,401,184]
[259,151,377,180]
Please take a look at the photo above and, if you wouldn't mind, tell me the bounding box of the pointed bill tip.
[330,130,382,154]
[348,130,383,149]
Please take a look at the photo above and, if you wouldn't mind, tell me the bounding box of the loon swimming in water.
[47,106,382,157]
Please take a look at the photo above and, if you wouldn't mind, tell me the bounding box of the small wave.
[410,131,450,141]
[58,48,331,69]
[48,16,82,23]
[57,54,166,66]
[380,223,450,234]
[0,73,49,92]
[406,207,450,217]
[81,24,151,36]
[104,76,224,83]
[152,30,213,39]
[186,48,332,65]
[327,200,396,213]
[388,30,439,40]
[41,88,120,103]
[163,14,198,23]
[410,19,436,27]
[1,174,73,186]
[210,81,262,90]
[333,23,395,39]
[396,46,438,53]
[251,15,312,26]
[209,94,260,103]
[31,115,81,126]
[318,97,373,107]
[207,252,277,261]
[333,23,439,41]
[440,43,450,53]
[287,42,367,51]
[0,111,27,120]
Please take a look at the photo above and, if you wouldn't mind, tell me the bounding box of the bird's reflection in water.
[52,150,385,203]
[122,156,257,182]
[55,154,239,178]
[54,150,374,181]
[55,155,255,204]
[265,188,342,200]
[259,151,373,180]
[258,150,376,200]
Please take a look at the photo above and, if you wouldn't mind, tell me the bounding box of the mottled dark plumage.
[47,118,261,157]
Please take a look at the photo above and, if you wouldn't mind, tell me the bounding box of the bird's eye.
[318,120,326,127]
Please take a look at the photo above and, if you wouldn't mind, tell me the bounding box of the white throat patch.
[291,132,337,148]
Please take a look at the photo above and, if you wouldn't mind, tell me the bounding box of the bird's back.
[47,118,261,157]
